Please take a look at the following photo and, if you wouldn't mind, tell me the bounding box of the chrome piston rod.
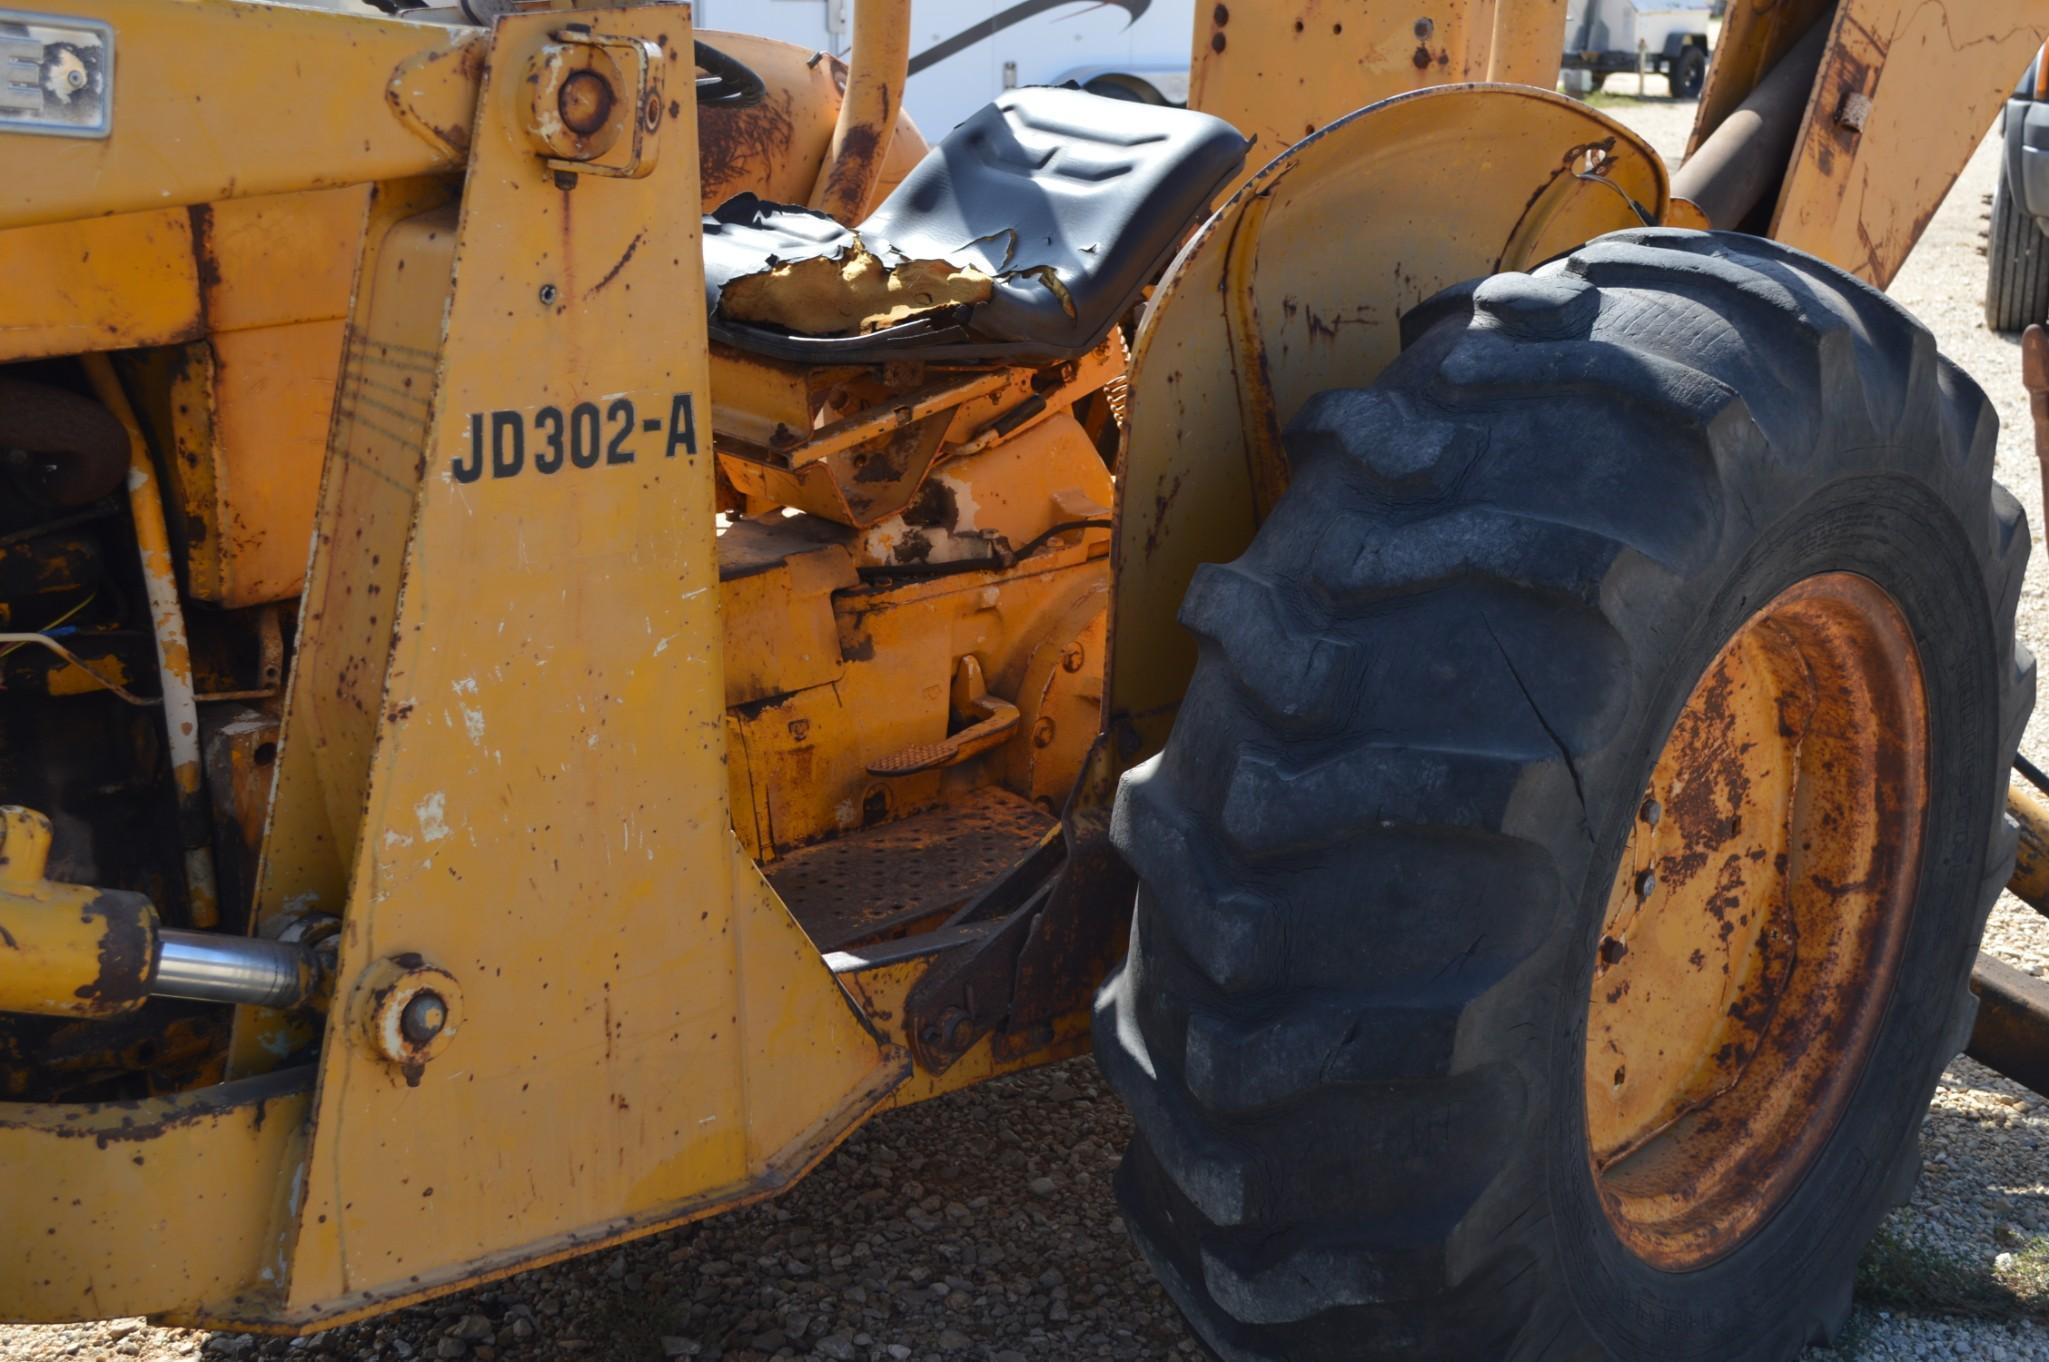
[152,931,318,1009]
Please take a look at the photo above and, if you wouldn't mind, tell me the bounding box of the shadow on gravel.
[1854,1221,2049,1324]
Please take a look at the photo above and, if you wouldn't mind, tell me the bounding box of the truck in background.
[1987,47,2049,331]
[695,0,1195,133]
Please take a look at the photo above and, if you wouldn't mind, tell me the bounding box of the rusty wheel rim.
[1584,572,1929,1270]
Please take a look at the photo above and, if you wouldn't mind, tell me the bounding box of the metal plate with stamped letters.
[0,9,111,137]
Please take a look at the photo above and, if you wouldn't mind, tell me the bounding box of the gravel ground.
[12,82,2049,1362]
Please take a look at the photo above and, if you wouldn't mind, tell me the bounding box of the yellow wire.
[0,590,99,663]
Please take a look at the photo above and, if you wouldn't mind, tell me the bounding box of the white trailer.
[695,0,1197,136]
[1561,0,1713,97]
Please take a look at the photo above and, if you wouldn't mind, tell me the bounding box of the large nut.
[357,956,463,1080]
[527,40,630,162]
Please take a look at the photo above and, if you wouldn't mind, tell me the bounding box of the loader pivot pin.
[401,991,449,1045]
[558,70,614,138]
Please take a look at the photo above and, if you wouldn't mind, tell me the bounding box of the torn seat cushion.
[702,86,1251,365]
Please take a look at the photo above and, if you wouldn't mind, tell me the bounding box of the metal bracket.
[902,735,1136,1073]
[527,28,666,180]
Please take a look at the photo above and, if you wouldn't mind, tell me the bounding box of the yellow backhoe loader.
[1,0,2046,1357]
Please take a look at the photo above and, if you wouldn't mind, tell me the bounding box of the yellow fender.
[1108,84,1672,759]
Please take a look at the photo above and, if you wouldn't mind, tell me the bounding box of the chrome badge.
[0,10,111,138]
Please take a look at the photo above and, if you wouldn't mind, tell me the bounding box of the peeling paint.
[415,792,451,843]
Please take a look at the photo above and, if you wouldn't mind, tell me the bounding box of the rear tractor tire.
[1096,230,2031,1361]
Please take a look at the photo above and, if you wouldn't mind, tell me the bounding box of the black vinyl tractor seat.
[702,87,1250,365]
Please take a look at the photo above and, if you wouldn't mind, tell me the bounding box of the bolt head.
[558,69,615,137]
[401,991,448,1045]
[934,1006,973,1053]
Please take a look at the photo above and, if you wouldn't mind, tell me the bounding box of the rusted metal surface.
[354,956,463,1085]
[999,587,1108,808]
[717,514,859,708]
[764,787,1057,952]
[383,34,488,163]
[0,0,477,233]
[230,188,457,987]
[1766,0,2046,286]
[902,733,1134,1073]
[1967,953,2049,1098]
[0,1067,313,1323]
[866,656,1022,775]
[717,344,1120,537]
[901,835,1064,1074]
[176,8,910,1327]
[765,368,1012,469]
[103,187,366,607]
[2,1007,226,1102]
[1670,16,1829,229]
[722,402,1109,863]
[202,708,280,926]
[82,355,219,930]
[808,0,911,223]
[2025,326,2049,527]
[2011,778,2049,915]
[0,534,99,606]
[1587,573,1928,1268]
[1188,0,1568,193]
[1112,86,1667,766]
[0,209,204,363]
[696,32,929,212]
[526,31,667,180]
[1221,188,1290,517]
[724,406,954,528]
[0,808,158,1020]
[0,375,129,507]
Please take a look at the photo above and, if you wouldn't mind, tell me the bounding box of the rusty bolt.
[1640,797,1661,827]
[1032,716,1058,749]
[1833,89,1873,134]
[1414,16,1434,38]
[929,1006,974,1053]
[527,40,631,163]
[1636,869,1657,900]
[789,718,811,742]
[1213,3,1229,24]
[361,958,462,1072]
[1211,31,1226,52]
[1061,642,1086,673]
[558,69,615,137]
[401,991,448,1045]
